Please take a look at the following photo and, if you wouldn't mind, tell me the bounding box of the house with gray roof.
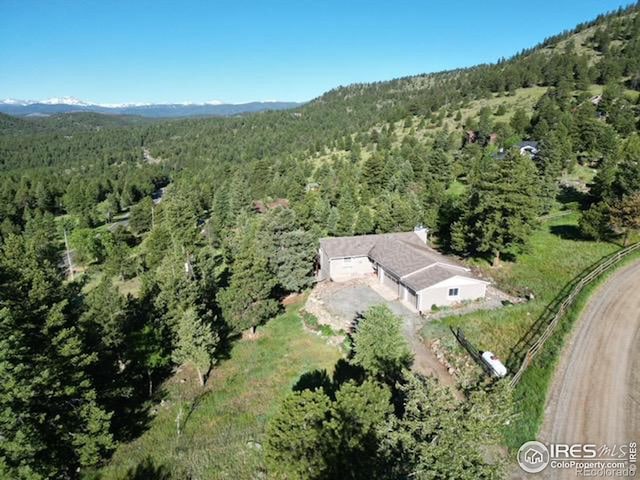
[318,228,489,313]
[495,140,540,160]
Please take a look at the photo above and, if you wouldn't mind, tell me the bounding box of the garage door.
[383,271,399,297]
[403,286,418,310]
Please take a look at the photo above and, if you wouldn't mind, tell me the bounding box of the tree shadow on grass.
[122,457,171,480]
[293,359,366,399]
[556,184,589,208]
[549,224,585,241]
[293,369,333,394]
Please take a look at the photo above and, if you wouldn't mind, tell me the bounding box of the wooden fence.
[451,327,499,377]
[509,242,640,387]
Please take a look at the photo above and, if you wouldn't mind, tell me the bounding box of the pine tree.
[81,278,131,409]
[462,151,542,264]
[613,134,640,198]
[172,308,219,386]
[218,231,279,333]
[266,379,392,479]
[354,205,375,234]
[261,207,316,293]
[129,196,154,234]
[383,373,513,479]
[352,305,413,382]
[362,152,386,192]
[335,186,357,235]
[161,188,201,252]
[265,389,336,479]
[0,229,113,477]
[536,132,567,212]
[609,192,640,246]
[209,183,230,244]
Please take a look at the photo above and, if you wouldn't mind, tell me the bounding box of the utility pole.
[63,229,74,280]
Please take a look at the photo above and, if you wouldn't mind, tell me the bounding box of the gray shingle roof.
[319,231,480,291]
[319,234,382,259]
[520,140,539,149]
[402,264,467,291]
[368,237,445,278]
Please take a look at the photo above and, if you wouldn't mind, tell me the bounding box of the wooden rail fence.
[451,327,499,377]
[509,242,640,387]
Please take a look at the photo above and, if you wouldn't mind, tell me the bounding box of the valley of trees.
[1,3,640,478]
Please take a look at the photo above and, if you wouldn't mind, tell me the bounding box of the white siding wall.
[318,248,330,281]
[329,256,374,281]
[417,276,487,311]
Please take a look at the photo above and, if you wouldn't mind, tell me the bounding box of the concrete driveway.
[322,284,418,325]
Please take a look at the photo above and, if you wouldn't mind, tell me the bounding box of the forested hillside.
[1,3,640,479]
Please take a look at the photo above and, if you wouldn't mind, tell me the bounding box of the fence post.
[509,243,638,386]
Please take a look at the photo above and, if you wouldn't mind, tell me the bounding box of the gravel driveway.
[321,284,455,387]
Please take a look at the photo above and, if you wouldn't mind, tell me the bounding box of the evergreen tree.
[383,374,513,479]
[266,379,392,480]
[172,307,219,386]
[335,186,357,235]
[509,108,529,136]
[0,229,113,478]
[265,388,336,479]
[362,152,386,192]
[579,202,613,240]
[536,131,568,212]
[81,279,131,408]
[354,205,375,234]
[609,192,640,246]
[352,305,413,382]
[129,196,154,234]
[261,207,316,293]
[613,134,640,198]
[218,228,279,333]
[460,151,542,264]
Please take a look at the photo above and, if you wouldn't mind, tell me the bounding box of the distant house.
[496,140,539,160]
[318,228,489,312]
[519,140,539,157]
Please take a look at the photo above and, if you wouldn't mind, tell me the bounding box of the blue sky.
[0,0,631,104]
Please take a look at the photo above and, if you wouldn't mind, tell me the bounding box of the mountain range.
[0,96,301,118]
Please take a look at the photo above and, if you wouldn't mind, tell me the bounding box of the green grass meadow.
[93,299,341,479]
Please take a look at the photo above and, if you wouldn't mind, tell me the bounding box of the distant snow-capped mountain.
[0,97,301,118]
[39,96,90,106]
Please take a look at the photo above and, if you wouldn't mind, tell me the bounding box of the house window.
[448,288,459,297]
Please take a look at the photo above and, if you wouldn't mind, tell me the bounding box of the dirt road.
[400,312,457,389]
[525,260,640,479]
